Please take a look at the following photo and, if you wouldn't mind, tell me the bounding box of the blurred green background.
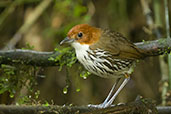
[0,0,171,106]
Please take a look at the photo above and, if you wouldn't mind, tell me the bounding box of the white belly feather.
[71,42,124,78]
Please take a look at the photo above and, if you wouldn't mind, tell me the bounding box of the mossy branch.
[0,38,171,66]
[0,98,171,114]
[0,50,60,66]
[0,98,161,114]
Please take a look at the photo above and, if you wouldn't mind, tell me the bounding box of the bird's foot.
[87,103,115,108]
[87,102,125,108]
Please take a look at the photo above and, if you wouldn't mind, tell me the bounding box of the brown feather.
[90,29,147,60]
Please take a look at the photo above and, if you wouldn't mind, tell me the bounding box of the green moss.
[80,70,91,79]
[158,39,167,45]
[12,59,20,63]
[63,85,69,94]
[76,88,80,92]
[0,64,39,104]
[49,47,77,71]
[21,42,35,50]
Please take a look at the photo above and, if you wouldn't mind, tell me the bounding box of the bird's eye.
[77,32,83,38]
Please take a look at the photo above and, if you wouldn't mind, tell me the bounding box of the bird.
[60,24,149,108]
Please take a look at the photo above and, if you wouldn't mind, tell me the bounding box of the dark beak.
[60,37,75,45]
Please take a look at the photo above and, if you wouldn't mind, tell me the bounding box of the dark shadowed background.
[0,0,170,106]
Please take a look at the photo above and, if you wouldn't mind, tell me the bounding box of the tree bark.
[0,98,161,114]
[0,38,171,67]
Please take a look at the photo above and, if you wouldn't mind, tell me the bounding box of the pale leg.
[103,76,130,107]
[101,78,120,105]
[88,76,130,108]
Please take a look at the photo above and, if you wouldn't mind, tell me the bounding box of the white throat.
[71,42,90,59]
[71,42,89,51]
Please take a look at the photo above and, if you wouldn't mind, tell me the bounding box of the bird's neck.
[71,42,89,51]
[71,42,90,59]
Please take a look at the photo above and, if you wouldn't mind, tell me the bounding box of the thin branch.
[0,0,41,13]
[164,0,171,39]
[153,0,162,26]
[140,0,153,27]
[2,0,52,50]
[140,0,161,38]
[0,0,20,28]
[164,0,171,90]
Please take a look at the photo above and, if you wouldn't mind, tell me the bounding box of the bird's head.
[60,24,101,46]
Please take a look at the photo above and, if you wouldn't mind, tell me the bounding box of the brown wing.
[90,29,146,59]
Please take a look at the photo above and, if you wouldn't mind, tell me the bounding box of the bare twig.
[0,0,20,28]
[0,0,42,7]
[164,0,171,91]
[140,0,161,38]
[140,0,153,29]
[2,0,52,50]
[164,0,171,38]
[153,0,162,26]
